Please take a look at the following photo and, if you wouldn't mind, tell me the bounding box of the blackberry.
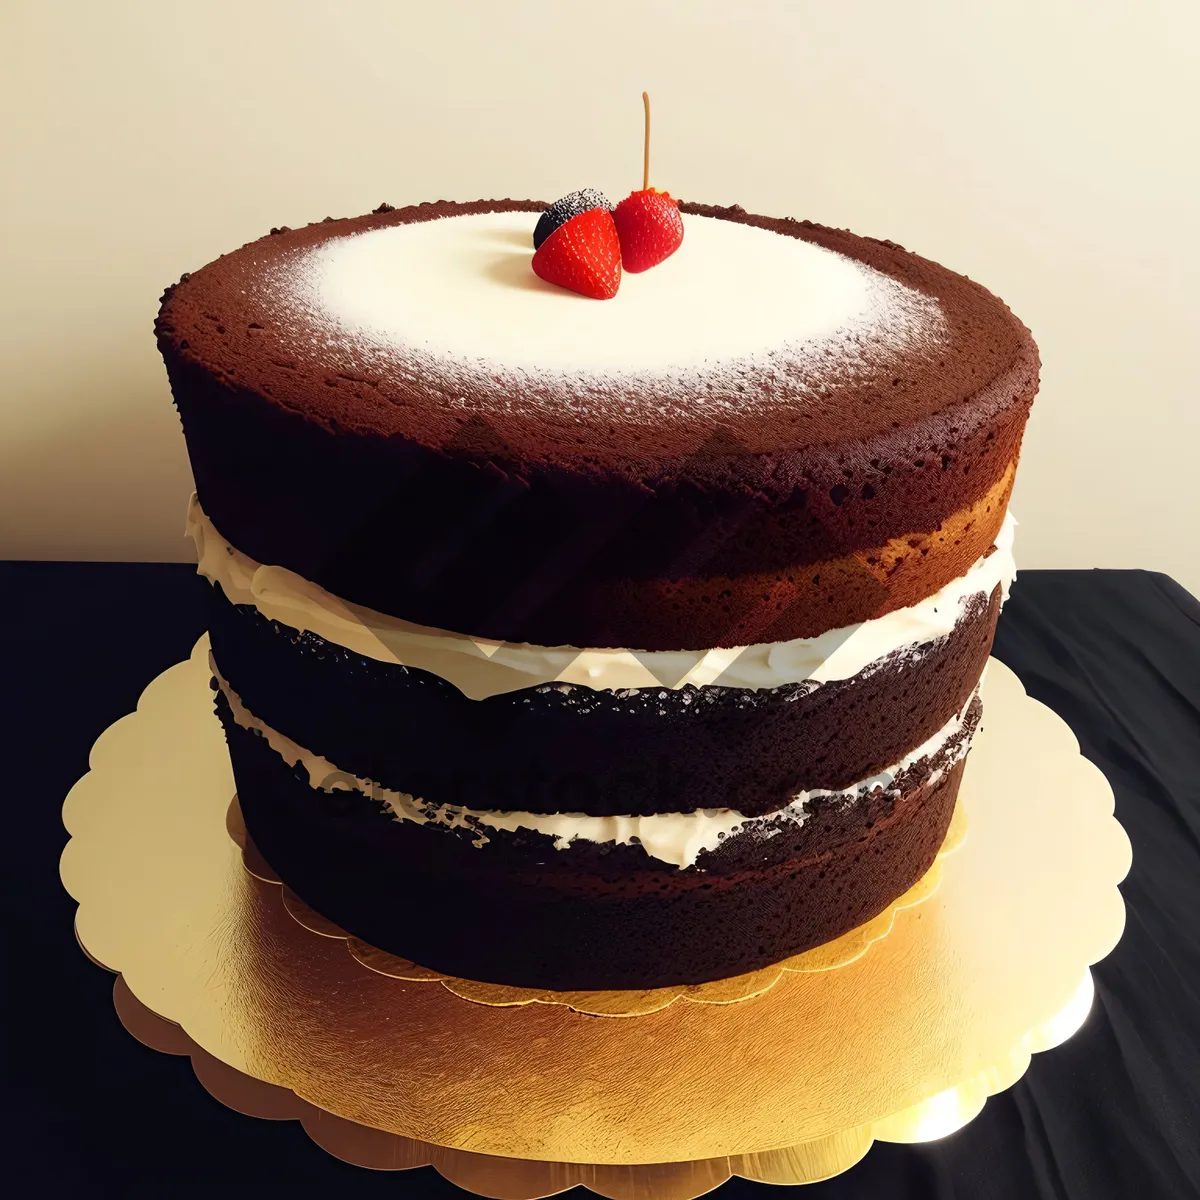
[532,188,614,249]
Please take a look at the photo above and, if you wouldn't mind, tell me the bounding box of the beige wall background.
[3,0,1198,593]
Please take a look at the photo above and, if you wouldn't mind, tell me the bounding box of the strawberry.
[612,187,684,273]
[531,207,622,299]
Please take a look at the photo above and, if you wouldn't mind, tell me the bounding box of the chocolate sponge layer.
[206,579,998,818]
[157,200,1036,650]
[219,685,974,990]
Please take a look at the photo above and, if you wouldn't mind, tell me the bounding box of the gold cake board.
[61,637,1130,1192]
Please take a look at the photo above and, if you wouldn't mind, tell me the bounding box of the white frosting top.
[215,660,979,870]
[279,210,945,379]
[188,496,1015,700]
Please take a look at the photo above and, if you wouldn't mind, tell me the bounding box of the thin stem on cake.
[642,91,651,191]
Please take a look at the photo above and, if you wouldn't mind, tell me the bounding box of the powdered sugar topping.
[270,211,947,418]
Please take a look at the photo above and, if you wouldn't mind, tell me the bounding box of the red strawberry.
[613,188,684,273]
[532,207,622,299]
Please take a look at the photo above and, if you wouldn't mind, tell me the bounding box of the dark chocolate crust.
[206,578,999,817]
[219,686,973,989]
[158,200,1037,650]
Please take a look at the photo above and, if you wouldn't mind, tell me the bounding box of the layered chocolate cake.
[156,198,1038,989]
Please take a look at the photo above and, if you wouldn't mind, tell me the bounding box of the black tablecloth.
[3,564,1199,1199]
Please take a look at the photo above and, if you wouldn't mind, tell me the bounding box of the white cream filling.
[214,658,979,871]
[189,497,1015,701]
